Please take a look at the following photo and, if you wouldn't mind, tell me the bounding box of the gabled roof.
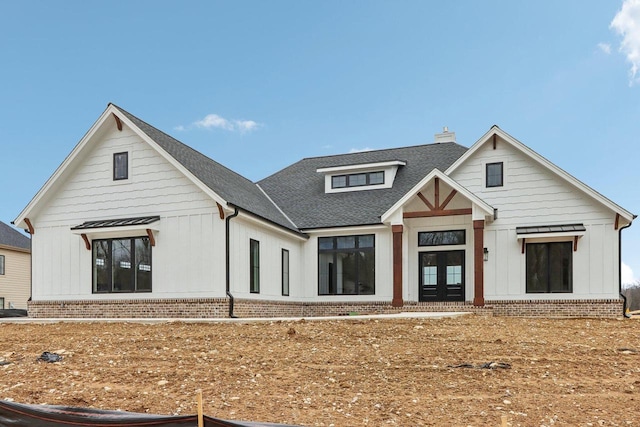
[0,221,30,251]
[258,143,468,229]
[14,104,299,235]
[446,126,636,224]
[380,168,494,224]
[114,105,299,232]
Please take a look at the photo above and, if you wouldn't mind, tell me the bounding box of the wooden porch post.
[473,220,485,306]
[392,225,403,307]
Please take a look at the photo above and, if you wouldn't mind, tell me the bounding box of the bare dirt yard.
[0,315,639,426]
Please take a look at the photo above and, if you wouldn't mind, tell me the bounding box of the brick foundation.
[488,299,624,318]
[27,297,624,319]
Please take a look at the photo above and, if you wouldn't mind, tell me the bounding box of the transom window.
[318,234,375,295]
[331,171,385,189]
[93,237,151,293]
[113,152,128,180]
[486,162,503,188]
[526,242,572,293]
[418,230,466,246]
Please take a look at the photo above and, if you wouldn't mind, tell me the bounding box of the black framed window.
[0,255,4,275]
[318,234,375,295]
[418,230,466,246]
[113,152,128,180]
[526,242,573,293]
[92,237,151,293]
[486,162,503,187]
[331,171,385,189]
[282,249,290,296]
[250,239,260,293]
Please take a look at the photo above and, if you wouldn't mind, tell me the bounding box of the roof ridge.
[297,141,467,162]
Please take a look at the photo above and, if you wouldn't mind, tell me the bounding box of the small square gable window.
[113,152,128,180]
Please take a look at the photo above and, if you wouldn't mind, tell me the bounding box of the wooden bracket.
[492,133,497,150]
[521,238,525,254]
[417,192,435,210]
[146,229,156,247]
[81,234,90,250]
[24,218,34,235]
[216,202,225,220]
[112,113,122,131]
[615,213,620,230]
[573,236,579,252]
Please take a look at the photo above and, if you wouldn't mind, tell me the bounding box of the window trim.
[0,254,4,275]
[92,236,152,293]
[525,241,573,294]
[250,239,260,293]
[113,152,129,181]
[281,248,290,296]
[485,162,503,188]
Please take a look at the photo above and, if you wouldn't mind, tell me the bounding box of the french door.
[419,250,465,302]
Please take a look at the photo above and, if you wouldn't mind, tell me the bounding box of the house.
[0,221,31,310]
[13,104,635,318]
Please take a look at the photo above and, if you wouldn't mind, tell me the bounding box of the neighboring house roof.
[0,221,30,251]
[114,105,299,233]
[258,143,468,230]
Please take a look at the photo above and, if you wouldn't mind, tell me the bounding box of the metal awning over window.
[71,216,160,230]
[70,216,160,250]
[516,223,586,253]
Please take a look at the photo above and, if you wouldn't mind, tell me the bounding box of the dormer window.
[331,171,385,189]
[318,160,405,194]
[113,152,128,180]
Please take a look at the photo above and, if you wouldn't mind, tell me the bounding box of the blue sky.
[1,1,640,282]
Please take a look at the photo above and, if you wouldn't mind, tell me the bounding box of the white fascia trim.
[303,224,388,235]
[446,126,635,223]
[14,104,120,228]
[380,168,494,224]
[112,107,230,211]
[235,210,308,242]
[316,160,406,173]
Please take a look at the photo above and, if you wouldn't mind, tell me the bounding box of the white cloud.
[622,261,636,287]
[349,147,373,153]
[597,42,611,54]
[195,114,234,131]
[181,113,261,133]
[610,0,640,85]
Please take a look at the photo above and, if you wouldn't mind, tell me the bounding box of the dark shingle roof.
[258,143,468,229]
[113,105,298,233]
[0,221,30,251]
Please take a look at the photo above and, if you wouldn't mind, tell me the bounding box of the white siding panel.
[452,139,621,300]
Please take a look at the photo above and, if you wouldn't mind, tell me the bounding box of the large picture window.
[526,242,572,293]
[92,237,151,293]
[250,239,260,293]
[318,234,375,295]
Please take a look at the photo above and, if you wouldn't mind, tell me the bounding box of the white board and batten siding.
[227,214,304,300]
[30,126,227,301]
[450,137,621,300]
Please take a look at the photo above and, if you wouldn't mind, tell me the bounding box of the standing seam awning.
[70,216,160,230]
[516,223,586,253]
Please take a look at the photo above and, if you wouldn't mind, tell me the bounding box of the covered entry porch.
[381,170,494,307]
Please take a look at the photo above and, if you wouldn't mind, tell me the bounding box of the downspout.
[619,220,634,318]
[225,206,239,318]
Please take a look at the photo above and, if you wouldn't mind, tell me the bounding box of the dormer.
[317,160,406,194]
